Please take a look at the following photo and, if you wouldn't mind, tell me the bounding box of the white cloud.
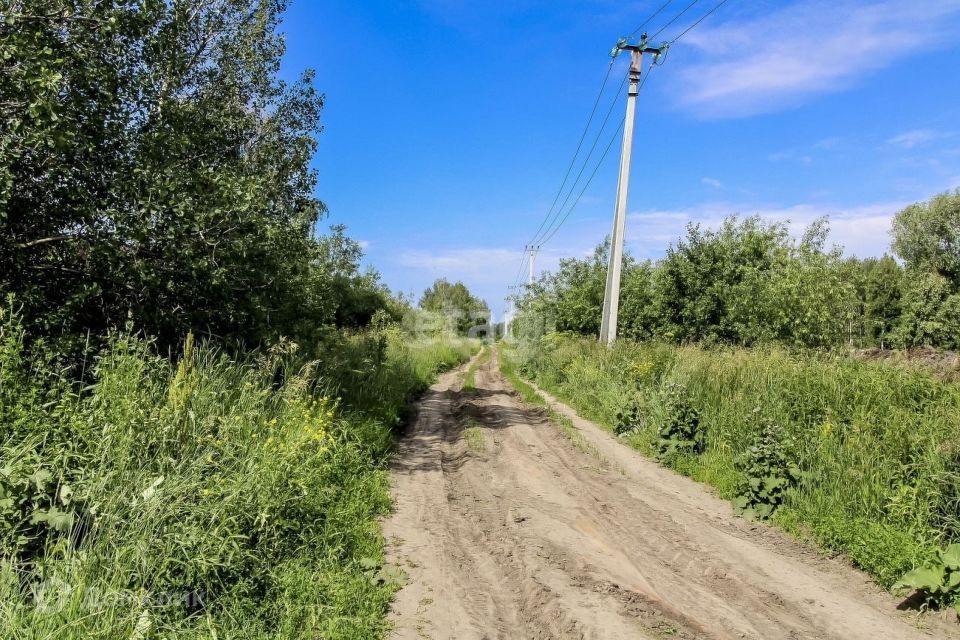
[887,129,941,149]
[768,149,813,164]
[673,0,960,117]
[625,200,908,258]
[397,248,520,276]
[701,177,723,188]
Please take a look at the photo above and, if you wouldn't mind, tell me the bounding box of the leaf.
[30,469,53,490]
[30,506,74,531]
[142,476,165,502]
[946,570,960,589]
[894,567,944,593]
[939,544,960,570]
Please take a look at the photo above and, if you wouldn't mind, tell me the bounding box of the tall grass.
[518,333,960,589]
[0,303,476,639]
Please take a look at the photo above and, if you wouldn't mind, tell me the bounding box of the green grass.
[497,345,545,406]
[0,305,477,639]
[499,344,608,470]
[463,424,485,453]
[515,333,960,592]
[462,344,492,391]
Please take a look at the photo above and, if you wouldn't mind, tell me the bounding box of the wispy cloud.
[701,177,723,189]
[887,129,942,149]
[673,0,960,117]
[397,248,520,275]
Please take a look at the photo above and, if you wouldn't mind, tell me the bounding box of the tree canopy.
[0,0,381,353]
[418,278,489,335]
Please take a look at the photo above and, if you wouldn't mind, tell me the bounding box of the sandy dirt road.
[383,348,958,640]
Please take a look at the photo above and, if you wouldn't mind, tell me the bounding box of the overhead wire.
[510,0,690,289]
[537,66,658,248]
[650,0,704,40]
[525,61,617,248]
[536,0,734,248]
[528,67,629,248]
[511,248,530,289]
[627,0,676,39]
[668,0,731,43]
[510,0,734,287]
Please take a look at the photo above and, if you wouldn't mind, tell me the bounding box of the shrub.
[895,544,960,614]
[732,415,802,520]
[650,383,702,461]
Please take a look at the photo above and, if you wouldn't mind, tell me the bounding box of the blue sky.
[280,0,960,318]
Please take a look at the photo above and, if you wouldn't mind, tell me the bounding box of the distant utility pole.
[527,245,538,286]
[599,35,665,347]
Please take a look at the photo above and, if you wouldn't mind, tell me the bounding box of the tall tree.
[1,0,324,350]
[418,279,489,335]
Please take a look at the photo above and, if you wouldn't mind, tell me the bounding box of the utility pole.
[528,246,538,285]
[505,285,519,339]
[599,35,664,347]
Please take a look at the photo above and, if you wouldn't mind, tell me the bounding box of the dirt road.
[384,348,958,639]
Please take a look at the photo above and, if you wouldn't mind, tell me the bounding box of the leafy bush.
[650,383,702,461]
[895,544,960,615]
[732,415,801,520]
[614,400,644,436]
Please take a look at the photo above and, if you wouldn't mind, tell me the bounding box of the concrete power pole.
[528,246,538,285]
[599,36,664,347]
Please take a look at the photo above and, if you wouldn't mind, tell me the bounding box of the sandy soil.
[383,348,959,640]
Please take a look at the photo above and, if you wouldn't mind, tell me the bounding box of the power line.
[538,119,625,247]
[526,62,617,247]
[511,247,530,289]
[538,67,658,248]
[668,0,731,43]
[529,68,629,248]
[514,0,687,284]
[650,0,703,40]
[628,0,677,39]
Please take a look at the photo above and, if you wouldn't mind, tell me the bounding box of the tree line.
[1,0,487,361]
[515,190,960,351]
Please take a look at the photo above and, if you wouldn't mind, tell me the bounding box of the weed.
[732,415,802,520]
[515,333,960,593]
[464,425,485,453]
[895,543,960,615]
[463,345,491,392]
[0,304,477,639]
[614,400,644,436]
[651,383,702,462]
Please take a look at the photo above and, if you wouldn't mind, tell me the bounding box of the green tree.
[548,242,610,336]
[892,190,960,283]
[761,221,854,349]
[653,217,790,345]
[419,279,489,335]
[1,0,326,351]
[895,273,960,350]
[844,256,903,348]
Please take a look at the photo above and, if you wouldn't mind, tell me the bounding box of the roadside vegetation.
[1,306,475,638]
[509,192,960,613]
[0,1,484,637]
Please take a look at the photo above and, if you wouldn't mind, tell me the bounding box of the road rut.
[383,348,958,639]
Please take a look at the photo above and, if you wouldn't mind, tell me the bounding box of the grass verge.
[0,305,477,639]
[462,344,492,391]
[513,333,960,596]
